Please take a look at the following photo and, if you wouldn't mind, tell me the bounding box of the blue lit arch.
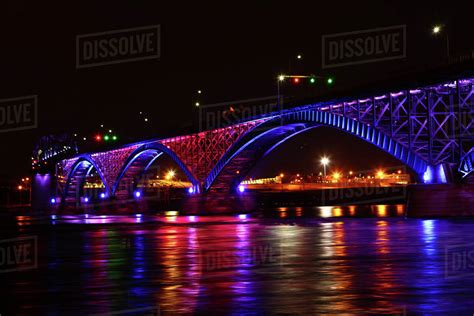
[63,155,110,201]
[459,148,474,179]
[204,110,430,191]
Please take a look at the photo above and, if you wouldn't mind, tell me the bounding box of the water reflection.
[422,220,437,257]
[276,204,407,219]
[4,209,474,314]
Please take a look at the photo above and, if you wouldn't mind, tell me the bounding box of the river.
[1,205,474,314]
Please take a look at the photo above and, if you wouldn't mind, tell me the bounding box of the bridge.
[47,74,474,207]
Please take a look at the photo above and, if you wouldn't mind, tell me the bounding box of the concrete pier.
[407,183,474,217]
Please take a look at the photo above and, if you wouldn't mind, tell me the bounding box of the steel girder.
[56,77,474,199]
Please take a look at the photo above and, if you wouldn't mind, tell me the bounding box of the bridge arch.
[459,148,474,179]
[111,142,199,197]
[204,110,430,192]
[63,155,110,203]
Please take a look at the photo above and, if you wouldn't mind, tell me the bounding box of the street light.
[376,170,385,179]
[432,24,449,59]
[165,169,176,180]
[320,157,330,179]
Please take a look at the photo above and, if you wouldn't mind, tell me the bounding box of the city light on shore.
[165,169,176,180]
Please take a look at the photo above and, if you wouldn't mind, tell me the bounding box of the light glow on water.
[7,206,474,314]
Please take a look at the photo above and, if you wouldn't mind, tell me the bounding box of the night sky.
[1,1,472,180]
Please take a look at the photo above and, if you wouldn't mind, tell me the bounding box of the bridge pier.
[182,190,256,214]
[420,164,450,184]
[407,181,474,217]
[31,173,56,213]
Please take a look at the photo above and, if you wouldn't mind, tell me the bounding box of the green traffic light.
[327,77,334,85]
[309,77,316,84]
[112,135,117,141]
[104,135,110,141]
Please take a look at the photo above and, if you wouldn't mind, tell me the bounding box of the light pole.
[22,177,32,206]
[277,75,285,110]
[277,75,285,126]
[320,157,330,180]
[432,24,449,60]
[17,185,23,205]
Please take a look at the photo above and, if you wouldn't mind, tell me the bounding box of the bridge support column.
[420,164,450,184]
[31,173,56,213]
[407,161,474,217]
[407,182,474,217]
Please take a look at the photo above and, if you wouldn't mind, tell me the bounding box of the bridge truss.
[54,77,474,203]
[323,79,474,168]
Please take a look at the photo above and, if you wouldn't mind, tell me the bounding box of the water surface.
[1,206,474,314]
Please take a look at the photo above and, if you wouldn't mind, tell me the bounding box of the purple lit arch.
[112,143,200,197]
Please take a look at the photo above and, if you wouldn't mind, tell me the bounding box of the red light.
[293,77,300,84]
[95,135,102,141]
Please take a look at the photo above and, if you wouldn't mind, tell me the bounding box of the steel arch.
[459,147,474,178]
[111,142,200,196]
[204,110,431,191]
[63,154,110,200]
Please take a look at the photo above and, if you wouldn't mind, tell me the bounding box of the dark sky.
[0,1,472,180]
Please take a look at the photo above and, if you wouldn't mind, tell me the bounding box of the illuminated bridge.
[51,75,474,205]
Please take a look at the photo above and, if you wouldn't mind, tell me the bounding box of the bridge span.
[33,74,474,212]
